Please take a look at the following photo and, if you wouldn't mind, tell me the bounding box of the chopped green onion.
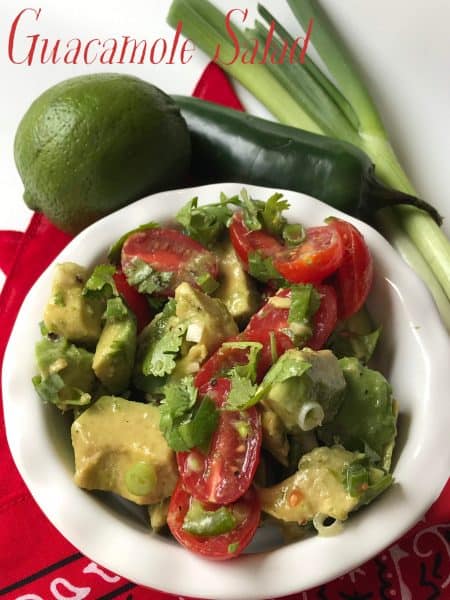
[183,500,237,537]
[282,223,305,246]
[312,513,343,537]
[285,0,450,327]
[247,18,358,144]
[297,400,324,431]
[344,462,369,497]
[269,331,278,365]
[196,272,220,295]
[125,462,157,496]
[257,3,360,132]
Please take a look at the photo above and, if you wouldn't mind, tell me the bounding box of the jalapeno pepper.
[174,96,440,225]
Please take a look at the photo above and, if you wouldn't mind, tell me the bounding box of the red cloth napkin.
[1,63,449,600]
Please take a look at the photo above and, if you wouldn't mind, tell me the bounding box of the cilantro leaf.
[289,285,321,325]
[108,222,159,264]
[237,189,291,236]
[177,397,219,450]
[104,297,129,321]
[161,376,198,419]
[240,188,262,231]
[159,377,218,451]
[82,264,117,298]
[176,196,232,247]
[253,350,312,404]
[262,193,289,236]
[286,284,322,345]
[225,373,258,411]
[222,341,262,383]
[133,300,179,388]
[123,257,173,296]
[142,312,186,377]
[248,251,286,285]
[262,352,312,388]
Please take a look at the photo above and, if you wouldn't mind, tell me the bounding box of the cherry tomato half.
[243,290,294,378]
[113,270,152,332]
[229,212,283,267]
[246,285,337,353]
[328,219,373,319]
[194,337,253,389]
[121,228,218,296]
[167,481,260,560]
[308,284,338,350]
[177,378,262,505]
[274,225,344,283]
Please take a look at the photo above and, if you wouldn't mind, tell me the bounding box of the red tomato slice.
[229,212,283,267]
[274,225,344,283]
[307,284,338,350]
[121,228,218,296]
[328,220,374,319]
[167,481,260,560]
[243,291,294,379]
[113,270,152,332]
[177,378,262,505]
[246,285,337,353]
[194,336,253,389]
[242,329,294,382]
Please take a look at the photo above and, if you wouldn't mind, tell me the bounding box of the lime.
[14,74,191,233]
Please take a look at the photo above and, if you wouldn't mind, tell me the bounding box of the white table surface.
[1,0,449,292]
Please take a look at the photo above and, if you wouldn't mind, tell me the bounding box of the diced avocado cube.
[93,314,137,394]
[34,335,95,411]
[214,240,261,325]
[259,446,360,524]
[259,445,392,526]
[261,405,289,466]
[319,357,397,471]
[71,396,178,505]
[148,499,170,531]
[264,348,346,433]
[175,282,238,355]
[43,263,104,347]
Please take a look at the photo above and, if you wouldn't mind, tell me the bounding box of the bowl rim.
[3,183,450,600]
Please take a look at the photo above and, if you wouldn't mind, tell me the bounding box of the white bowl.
[3,183,449,600]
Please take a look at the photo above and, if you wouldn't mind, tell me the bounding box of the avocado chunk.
[43,263,104,347]
[71,396,178,505]
[214,240,261,324]
[319,357,397,471]
[261,405,289,466]
[93,312,137,394]
[258,445,392,525]
[175,281,238,356]
[148,499,170,531]
[262,348,346,433]
[33,334,95,411]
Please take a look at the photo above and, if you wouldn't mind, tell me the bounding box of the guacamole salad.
[32,189,396,560]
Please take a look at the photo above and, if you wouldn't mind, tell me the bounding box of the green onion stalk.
[167,0,450,330]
